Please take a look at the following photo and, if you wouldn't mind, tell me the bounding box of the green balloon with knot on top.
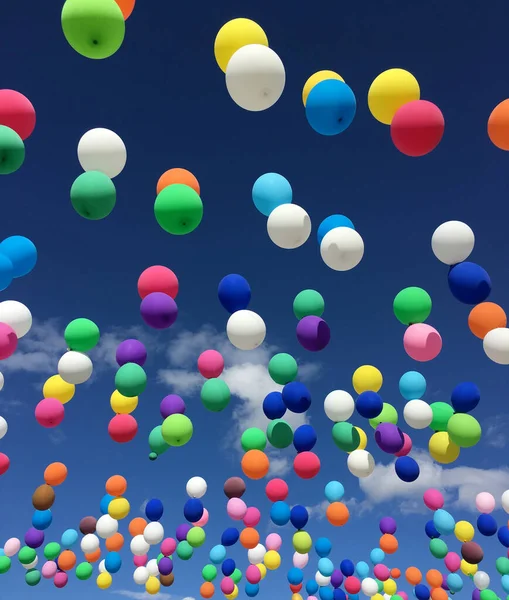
[369,403,398,430]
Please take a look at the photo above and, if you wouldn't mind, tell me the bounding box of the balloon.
[224,477,246,498]
[356,391,383,419]
[461,541,483,564]
[267,204,311,249]
[395,455,420,482]
[391,100,444,156]
[447,413,481,448]
[77,128,126,178]
[403,323,442,361]
[156,167,199,196]
[448,262,491,305]
[161,414,193,446]
[430,402,454,431]
[186,476,207,499]
[294,452,320,479]
[227,498,247,520]
[368,69,420,124]
[0,255,13,292]
[375,423,404,453]
[140,292,178,329]
[293,289,325,320]
[434,509,455,535]
[221,528,239,547]
[451,382,480,413]
[353,365,383,394]
[455,520,475,543]
[395,432,412,456]
[290,505,309,529]
[32,510,52,530]
[138,265,178,300]
[43,375,74,404]
[475,492,495,513]
[154,183,203,235]
[160,394,186,417]
[0,90,35,140]
[306,79,356,135]
[241,450,269,479]
[226,310,265,350]
[263,391,286,419]
[0,236,36,279]
[108,414,138,443]
[71,171,116,220]
[108,497,130,520]
[369,402,398,429]
[293,424,317,452]
[473,571,490,591]
[399,371,426,400]
[114,0,135,19]
[333,422,361,452]
[293,531,312,554]
[324,390,355,421]
[252,173,292,216]
[115,363,146,396]
[0,300,31,338]
[218,274,251,313]
[477,513,497,536]
[282,381,311,413]
[469,303,507,339]
[347,449,375,478]
[296,316,330,351]
[214,18,268,72]
[35,398,64,428]
[64,318,100,352]
[496,557,509,575]
[111,390,138,414]
[321,227,364,271]
[317,215,354,247]
[0,126,24,174]
[267,419,293,448]
[404,399,433,429]
[144,522,165,545]
[268,353,298,385]
[393,287,432,325]
[0,323,17,359]
[488,99,509,149]
[483,327,509,364]
[303,71,344,105]
[201,378,231,412]
[198,350,224,379]
[44,462,67,486]
[265,478,289,502]
[429,432,459,464]
[429,538,448,559]
[0,416,7,441]
[243,507,261,527]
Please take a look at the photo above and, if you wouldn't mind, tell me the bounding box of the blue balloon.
[498,525,509,547]
[222,558,236,576]
[183,498,203,523]
[415,584,431,600]
[252,173,292,217]
[356,391,383,419]
[218,274,251,314]
[282,381,312,413]
[317,215,355,246]
[320,588,334,600]
[434,509,456,535]
[318,557,334,577]
[0,254,13,291]
[100,494,114,515]
[325,481,345,503]
[306,79,357,136]
[451,382,480,413]
[425,520,441,539]
[287,567,304,585]
[61,528,78,548]
[221,527,239,547]
[501,574,509,594]
[263,391,286,420]
[270,501,291,526]
[209,544,227,564]
[340,559,354,576]
[145,498,164,521]
[32,510,52,531]
[348,595,359,600]
[399,371,427,400]
[0,549,4,556]
[307,580,319,594]
[447,573,463,593]
[105,551,122,574]
[395,456,420,482]
[0,236,37,278]
[370,548,385,564]
[356,561,369,579]
[293,424,317,452]
[448,262,491,305]
[334,589,347,600]
[290,505,309,529]
[477,513,497,536]
[315,537,332,558]
[246,582,260,597]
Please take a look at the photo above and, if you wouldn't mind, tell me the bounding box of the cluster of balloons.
[294,289,330,351]
[0,89,36,174]
[214,18,285,112]
[368,68,445,157]
[0,235,37,292]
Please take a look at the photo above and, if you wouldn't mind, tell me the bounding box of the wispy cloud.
[484,416,509,449]
[111,592,172,600]
[48,429,67,445]
[140,499,148,514]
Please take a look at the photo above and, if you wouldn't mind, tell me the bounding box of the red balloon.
[265,478,289,502]
[293,451,320,479]
[345,576,361,594]
[108,414,138,443]
[0,452,10,475]
[290,583,303,593]
[137,265,178,300]
[391,100,444,157]
[0,90,36,140]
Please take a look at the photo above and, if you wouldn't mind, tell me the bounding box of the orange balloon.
[326,502,350,526]
[405,567,422,586]
[488,99,509,150]
[431,588,448,600]
[157,168,200,196]
[200,581,215,598]
[105,475,127,497]
[85,548,101,563]
[129,517,147,537]
[114,0,135,19]
[391,568,401,579]
[426,569,443,588]
[379,533,398,554]
[43,462,68,486]
[241,450,270,480]
[58,550,76,571]
[468,302,507,339]
[239,527,260,549]
[106,532,124,552]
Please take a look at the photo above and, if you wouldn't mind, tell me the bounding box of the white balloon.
[58,351,93,384]
[484,328,509,364]
[96,515,118,539]
[0,371,4,391]
[473,571,490,590]
[321,227,364,271]
[403,399,433,429]
[502,490,509,513]
[23,556,38,569]
[0,301,32,338]
[292,551,308,568]
[146,558,159,576]
[227,310,266,350]
[347,449,375,478]
[315,571,331,586]
[0,416,7,440]
[267,204,311,249]
[324,390,355,422]
[80,533,100,554]
[362,577,379,597]
[248,543,266,565]
[133,566,150,585]
[3,537,20,557]
[98,559,106,573]
[143,521,164,545]
[431,221,474,265]
[186,476,207,498]
[78,128,127,179]
[225,44,285,112]
[130,534,150,556]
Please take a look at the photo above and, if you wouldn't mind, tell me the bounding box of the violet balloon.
[140,292,178,329]
[116,339,147,367]
[296,316,331,351]
[160,394,186,418]
[375,423,405,454]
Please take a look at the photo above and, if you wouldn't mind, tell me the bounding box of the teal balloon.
[0,125,25,174]
[148,425,170,457]
[252,172,292,216]
[399,371,426,400]
[433,509,455,535]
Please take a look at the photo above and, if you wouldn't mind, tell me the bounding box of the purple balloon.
[116,339,147,367]
[330,569,344,588]
[160,394,186,419]
[296,316,330,352]
[175,523,191,542]
[25,527,44,549]
[140,292,178,330]
[158,556,173,575]
[375,423,405,454]
[472,590,480,600]
[379,516,397,535]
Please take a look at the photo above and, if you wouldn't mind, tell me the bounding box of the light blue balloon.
[307,579,319,595]
[306,79,357,136]
[318,557,334,577]
[105,551,122,574]
[399,371,427,400]
[318,216,355,246]
[0,254,13,291]
[252,173,292,217]
[0,236,37,278]
[245,582,259,597]
[209,544,226,564]
[100,494,114,515]
[315,537,332,558]
[501,574,509,593]
[319,587,334,600]
[447,573,463,593]
[61,528,78,548]
[0,548,4,556]
[370,547,385,564]
[433,509,455,535]
[356,561,369,578]
[324,480,345,503]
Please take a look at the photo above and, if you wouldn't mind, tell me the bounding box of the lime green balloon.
[115,363,147,397]
[71,171,116,220]
[61,0,125,59]
[447,413,481,448]
[231,568,242,584]
[429,538,448,559]
[332,421,360,452]
[391,596,403,600]
[393,287,432,325]
[496,557,509,575]
[0,556,11,574]
[293,289,325,319]
[480,591,498,600]
[149,425,170,456]
[369,403,398,429]
[201,378,231,412]
[176,540,193,560]
[202,564,217,582]
[43,542,61,560]
[268,353,298,385]
[154,183,203,235]
[430,402,454,432]
[161,414,193,447]
[18,546,36,565]
[64,318,100,352]
[241,427,267,452]
[25,569,41,586]
[0,126,25,174]
[293,530,312,553]
[267,419,293,449]
[76,561,93,580]
[157,553,164,563]
[187,527,206,548]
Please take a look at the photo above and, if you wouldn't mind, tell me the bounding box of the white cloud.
[268,456,292,477]
[140,499,148,514]
[484,416,509,449]
[48,429,67,445]
[181,597,196,600]
[111,592,171,600]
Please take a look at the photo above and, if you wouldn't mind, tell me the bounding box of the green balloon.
[161,414,193,447]
[369,403,398,429]
[480,591,498,600]
[18,546,36,565]
[201,378,231,412]
[0,556,11,574]
[71,171,116,220]
[447,413,481,448]
[76,561,93,580]
[176,540,193,560]
[496,557,509,575]
[268,353,298,385]
[376,580,384,593]
[64,317,100,352]
[0,126,25,174]
[154,183,203,235]
[202,564,217,582]
[25,569,41,586]
[241,427,267,452]
[430,402,454,432]
[61,0,125,59]
[148,452,157,461]
[231,568,242,584]
[43,542,61,560]
[157,553,164,563]
[391,596,403,600]
[149,425,170,456]
[187,526,206,548]
[393,287,432,325]
[267,419,293,449]
[293,289,325,319]
[115,363,147,397]
[332,421,360,452]
[429,538,448,559]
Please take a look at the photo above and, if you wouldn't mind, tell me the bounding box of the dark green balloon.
[18,546,36,565]
[293,289,325,319]
[76,561,93,580]
[268,353,298,385]
[71,170,116,220]
[25,569,41,586]
[447,413,481,448]
[241,427,267,451]
[496,557,509,575]
[430,402,454,431]
[393,287,432,325]
[429,538,448,559]
[201,378,230,412]
[149,425,170,456]
[176,540,193,560]
[267,419,293,449]
[115,362,147,397]
[0,125,25,174]
[154,183,203,235]
[332,422,360,452]
[202,564,217,582]
[43,542,61,560]
[64,317,100,351]
[0,556,11,574]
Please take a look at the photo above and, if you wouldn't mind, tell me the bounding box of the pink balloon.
[395,432,412,457]
[0,89,36,140]
[0,323,17,360]
[42,560,57,578]
[423,488,444,511]
[246,564,261,584]
[193,508,209,527]
[308,597,318,600]
[293,551,308,568]
[160,538,177,557]
[227,498,247,520]
[197,350,224,379]
[265,533,282,551]
[243,507,261,527]
[399,592,409,600]
[345,576,361,594]
[475,492,495,514]
[0,452,9,476]
[220,576,235,594]
[403,323,442,362]
[444,551,461,572]
[373,564,390,581]
[54,571,68,588]
[133,554,148,567]
[3,537,20,557]
[35,398,64,428]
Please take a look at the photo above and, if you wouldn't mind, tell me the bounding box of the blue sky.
[1,0,509,598]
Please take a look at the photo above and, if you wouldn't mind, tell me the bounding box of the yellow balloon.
[351,426,367,451]
[368,68,420,125]
[110,390,138,414]
[43,374,75,404]
[225,585,239,600]
[429,431,460,464]
[460,560,478,576]
[454,520,474,542]
[145,576,161,595]
[97,572,112,589]
[292,594,304,600]
[384,579,397,595]
[108,497,130,520]
[263,550,281,570]
[302,70,344,106]
[373,594,384,600]
[257,563,267,579]
[352,365,383,394]
[214,18,268,73]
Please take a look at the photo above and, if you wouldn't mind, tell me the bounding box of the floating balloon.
[201,378,231,412]
[303,71,344,106]
[429,432,459,464]
[448,262,491,305]
[306,79,356,135]
[214,19,268,73]
[140,292,178,329]
[227,310,266,350]
[198,350,224,379]
[391,101,444,157]
[393,287,432,325]
[0,126,24,174]
[368,68,420,125]
[469,303,507,339]
[431,221,475,265]
[267,204,311,249]
[0,323,17,360]
[77,128,126,178]
[447,413,481,448]
[483,327,509,364]
[296,316,330,351]
[71,171,116,220]
[108,414,138,443]
[252,173,292,217]
[403,324,442,362]
[403,399,433,429]
[35,398,65,428]
[488,99,509,150]
[347,449,375,478]
[115,362,146,396]
[154,183,203,235]
[321,227,364,271]
[399,371,426,400]
[218,274,251,314]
